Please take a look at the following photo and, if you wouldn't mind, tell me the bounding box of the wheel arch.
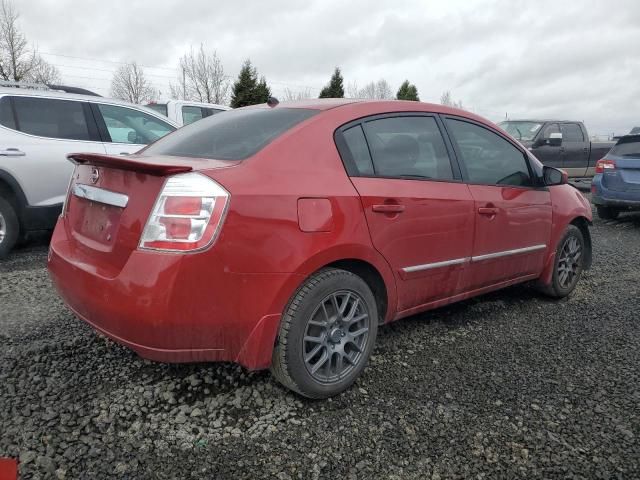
[570,216,592,270]
[0,169,27,212]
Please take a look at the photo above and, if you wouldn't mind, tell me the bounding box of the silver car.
[0,84,178,257]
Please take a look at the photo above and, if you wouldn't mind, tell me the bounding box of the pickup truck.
[498,120,615,178]
[146,100,231,126]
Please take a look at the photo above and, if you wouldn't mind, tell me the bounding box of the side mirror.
[543,166,568,186]
[127,130,138,144]
[547,132,563,147]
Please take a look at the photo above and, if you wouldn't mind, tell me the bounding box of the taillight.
[595,158,616,174]
[139,172,229,252]
[61,167,77,217]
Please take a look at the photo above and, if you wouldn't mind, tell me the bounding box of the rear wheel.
[538,225,585,298]
[0,197,19,259]
[271,268,378,399]
[596,205,620,220]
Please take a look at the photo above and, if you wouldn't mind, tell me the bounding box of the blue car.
[592,134,640,219]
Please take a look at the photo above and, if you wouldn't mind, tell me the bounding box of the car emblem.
[90,167,100,184]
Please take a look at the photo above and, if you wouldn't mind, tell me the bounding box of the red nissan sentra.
[48,99,593,398]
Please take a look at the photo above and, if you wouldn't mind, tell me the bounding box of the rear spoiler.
[67,153,193,176]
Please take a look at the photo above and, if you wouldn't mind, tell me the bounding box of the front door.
[560,122,588,177]
[533,123,563,168]
[444,118,552,290]
[336,115,475,314]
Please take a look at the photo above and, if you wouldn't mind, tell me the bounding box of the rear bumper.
[591,177,640,208]
[47,219,302,370]
[21,204,62,231]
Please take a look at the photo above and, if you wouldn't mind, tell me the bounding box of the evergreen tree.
[253,76,271,104]
[231,59,271,108]
[396,80,420,101]
[318,67,344,98]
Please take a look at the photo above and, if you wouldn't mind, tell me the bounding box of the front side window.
[97,104,175,145]
[143,108,317,160]
[6,96,90,140]
[182,105,204,125]
[498,121,543,141]
[561,123,584,142]
[146,103,168,116]
[542,123,560,139]
[446,119,532,187]
[362,116,454,180]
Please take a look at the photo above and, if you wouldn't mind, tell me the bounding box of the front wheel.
[596,205,620,220]
[537,225,586,298]
[271,268,378,399]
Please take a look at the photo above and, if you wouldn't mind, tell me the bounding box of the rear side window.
[182,105,205,125]
[8,96,91,140]
[561,123,584,142]
[97,104,175,144]
[0,97,16,130]
[446,119,532,187]
[342,125,374,175]
[363,116,454,180]
[147,103,168,116]
[143,108,318,160]
[610,136,640,157]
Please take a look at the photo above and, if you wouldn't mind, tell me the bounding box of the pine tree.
[231,60,258,108]
[396,80,420,101]
[318,67,344,98]
[253,76,271,104]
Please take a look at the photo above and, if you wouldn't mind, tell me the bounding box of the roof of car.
[149,100,231,110]
[501,119,581,124]
[0,87,179,127]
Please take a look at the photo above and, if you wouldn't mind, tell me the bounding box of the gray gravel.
[1,208,639,479]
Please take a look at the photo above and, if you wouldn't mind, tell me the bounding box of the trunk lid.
[64,153,238,275]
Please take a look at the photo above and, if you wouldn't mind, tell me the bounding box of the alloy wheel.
[302,290,370,384]
[557,235,582,289]
[0,211,5,244]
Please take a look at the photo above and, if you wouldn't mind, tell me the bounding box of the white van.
[146,100,231,126]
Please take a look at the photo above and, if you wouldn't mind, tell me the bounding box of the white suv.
[0,84,178,257]
[146,100,230,126]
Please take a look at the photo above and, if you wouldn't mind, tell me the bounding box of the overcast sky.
[17,0,640,136]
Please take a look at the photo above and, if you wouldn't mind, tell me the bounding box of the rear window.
[143,108,318,160]
[610,136,640,157]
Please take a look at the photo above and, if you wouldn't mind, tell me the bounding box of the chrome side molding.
[471,244,547,262]
[402,257,470,273]
[401,244,547,273]
[72,184,129,208]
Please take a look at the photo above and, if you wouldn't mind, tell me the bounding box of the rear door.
[91,103,175,155]
[560,122,588,177]
[443,117,552,290]
[336,114,475,314]
[0,95,105,207]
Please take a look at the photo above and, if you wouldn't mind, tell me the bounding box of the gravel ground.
[1,207,639,479]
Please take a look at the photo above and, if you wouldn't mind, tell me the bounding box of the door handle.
[0,148,25,157]
[478,207,498,216]
[372,204,405,213]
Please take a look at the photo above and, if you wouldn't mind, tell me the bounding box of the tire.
[596,205,620,220]
[537,225,586,298]
[271,268,379,399]
[0,197,19,259]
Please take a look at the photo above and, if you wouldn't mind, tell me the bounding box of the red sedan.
[48,99,593,398]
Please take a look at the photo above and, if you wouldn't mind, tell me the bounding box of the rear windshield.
[142,108,318,160]
[610,136,640,157]
[146,103,168,116]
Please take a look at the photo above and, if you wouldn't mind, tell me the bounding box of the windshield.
[499,121,543,141]
[143,107,318,160]
[610,136,640,158]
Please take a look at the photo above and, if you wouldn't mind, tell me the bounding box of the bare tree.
[283,87,312,101]
[171,45,229,104]
[440,90,464,109]
[110,62,154,104]
[353,79,394,99]
[0,0,60,83]
[346,80,360,99]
